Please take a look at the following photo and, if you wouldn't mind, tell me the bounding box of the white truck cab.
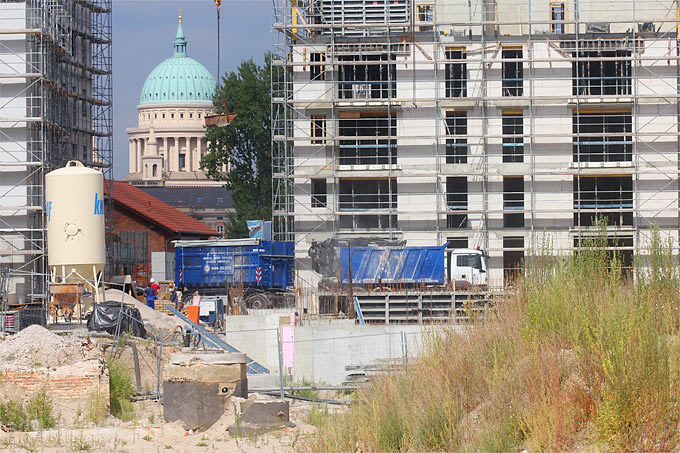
[448,248,488,290]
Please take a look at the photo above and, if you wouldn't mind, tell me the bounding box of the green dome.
[139,20,216,106]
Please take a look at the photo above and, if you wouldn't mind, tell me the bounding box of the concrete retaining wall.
[224,314,467,385]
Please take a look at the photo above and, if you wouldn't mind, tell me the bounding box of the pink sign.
[282,326,294,368]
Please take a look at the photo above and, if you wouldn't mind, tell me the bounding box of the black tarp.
[87,301,147,338]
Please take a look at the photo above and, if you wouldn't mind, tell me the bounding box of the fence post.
[276,327,285,399]
[401,331,408,367]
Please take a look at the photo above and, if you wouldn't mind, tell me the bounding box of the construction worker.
[145,281,156,310]
[150,278,161,294]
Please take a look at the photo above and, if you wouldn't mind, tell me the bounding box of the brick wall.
[1,364,109,400]
[112,203,211,285]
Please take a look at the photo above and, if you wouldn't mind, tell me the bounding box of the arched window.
[152,164,157,177]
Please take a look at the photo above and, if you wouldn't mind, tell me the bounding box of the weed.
[108,359,135,421]
[0,389,58,432]
[164,445,172,449]
[142,435,152,441]
[71,435,92,451]
[27,390,57,429]
[295,378,322,399]
[307,404,329,428]
[86,389,107,426]
[196,441,208,447]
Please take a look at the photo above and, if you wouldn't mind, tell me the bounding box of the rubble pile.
[0,325,100,369]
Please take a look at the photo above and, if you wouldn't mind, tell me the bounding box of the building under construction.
[272,0,680,287]
[0,0,112,303]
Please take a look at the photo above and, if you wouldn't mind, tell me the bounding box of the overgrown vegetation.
[312,227,680,451]
[86,389,107,426]
[0,389,58,431]
[108,359,135,421]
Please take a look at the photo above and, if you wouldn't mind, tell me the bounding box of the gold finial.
[178,8,182,24]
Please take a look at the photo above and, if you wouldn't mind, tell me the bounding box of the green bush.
[108,359,135,421]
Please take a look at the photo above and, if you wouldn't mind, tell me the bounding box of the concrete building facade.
[272,0,680,288]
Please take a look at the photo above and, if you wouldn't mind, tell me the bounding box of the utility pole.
[215,0,221,86]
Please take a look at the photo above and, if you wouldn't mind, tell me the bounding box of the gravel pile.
[0,325,100,369]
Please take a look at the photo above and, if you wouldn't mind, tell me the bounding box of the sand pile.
[0,325,101,370]
[98,289,187,333]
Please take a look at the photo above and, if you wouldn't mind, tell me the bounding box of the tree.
[201,55,273,238]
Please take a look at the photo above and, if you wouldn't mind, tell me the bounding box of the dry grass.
[311,227,680,452]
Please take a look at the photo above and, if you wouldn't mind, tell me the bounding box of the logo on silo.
[46,201,52,222]
[93,193,104,215]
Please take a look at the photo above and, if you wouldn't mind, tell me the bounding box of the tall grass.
[312,228,680,451]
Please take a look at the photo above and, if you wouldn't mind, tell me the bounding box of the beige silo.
[45,161,106,287]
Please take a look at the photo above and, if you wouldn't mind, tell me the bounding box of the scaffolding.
[272,0,680,288]
[0,0,112,305]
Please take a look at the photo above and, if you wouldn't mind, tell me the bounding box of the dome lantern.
[139,15,216,106]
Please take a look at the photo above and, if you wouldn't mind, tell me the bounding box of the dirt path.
[0,401,316,452]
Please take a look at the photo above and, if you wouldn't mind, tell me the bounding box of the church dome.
[139,17,216,106]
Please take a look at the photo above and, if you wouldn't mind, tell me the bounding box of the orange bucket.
[187,305,200,324]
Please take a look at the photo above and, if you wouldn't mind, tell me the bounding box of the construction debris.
[0,325,100,370]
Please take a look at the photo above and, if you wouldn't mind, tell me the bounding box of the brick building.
[106,181,217,284]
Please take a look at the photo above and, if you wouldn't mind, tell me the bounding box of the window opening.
[152,164,157,177]
[178,153,186,169]
[445,48,467,98]
[504,176,524,228]
[338,53,396,99]
[311,115,326,144]
[573,49,631,96]
[502,48,523,96]
[551,3,565,33]
[573,111,632,162]
[573,176,633,227]
[503,236,524,283]
[503,113,524,163]
[446,111,467,164]
[310,52,326,81]
[417,4,434,31]
[339,112,396,165]
[338,179,397,229]
[311,179,327,208]
[446,176,468,229]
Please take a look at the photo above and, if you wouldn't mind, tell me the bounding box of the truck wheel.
[247,293,270,310]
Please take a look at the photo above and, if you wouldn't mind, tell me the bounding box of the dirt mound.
[98,289,187,334]
[0,325,100,369]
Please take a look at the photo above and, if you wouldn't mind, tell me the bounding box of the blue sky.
[112,0,271,179]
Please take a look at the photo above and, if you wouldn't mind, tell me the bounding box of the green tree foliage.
[202,55,273,238]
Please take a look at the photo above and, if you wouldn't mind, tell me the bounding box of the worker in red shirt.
[150,278,161,295]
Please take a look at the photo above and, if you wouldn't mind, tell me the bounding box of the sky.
[112,0,271,179]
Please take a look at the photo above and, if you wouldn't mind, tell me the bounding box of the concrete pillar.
[129,139,135,173]
[137,139,143,173]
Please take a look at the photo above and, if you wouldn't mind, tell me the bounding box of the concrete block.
[162,352,249,431]
[228,396,294,437]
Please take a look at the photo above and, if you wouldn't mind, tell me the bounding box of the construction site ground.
[0,293,341,452]
[0,400,319,452]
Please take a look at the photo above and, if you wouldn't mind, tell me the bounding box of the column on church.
[129,139,135,173]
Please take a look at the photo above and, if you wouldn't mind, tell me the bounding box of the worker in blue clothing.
[145,281,156,310]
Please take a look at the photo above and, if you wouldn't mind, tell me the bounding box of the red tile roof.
[107,181,218,236]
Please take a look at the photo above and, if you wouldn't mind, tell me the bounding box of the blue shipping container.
[340,243,447,285]
[175,239,295,290]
